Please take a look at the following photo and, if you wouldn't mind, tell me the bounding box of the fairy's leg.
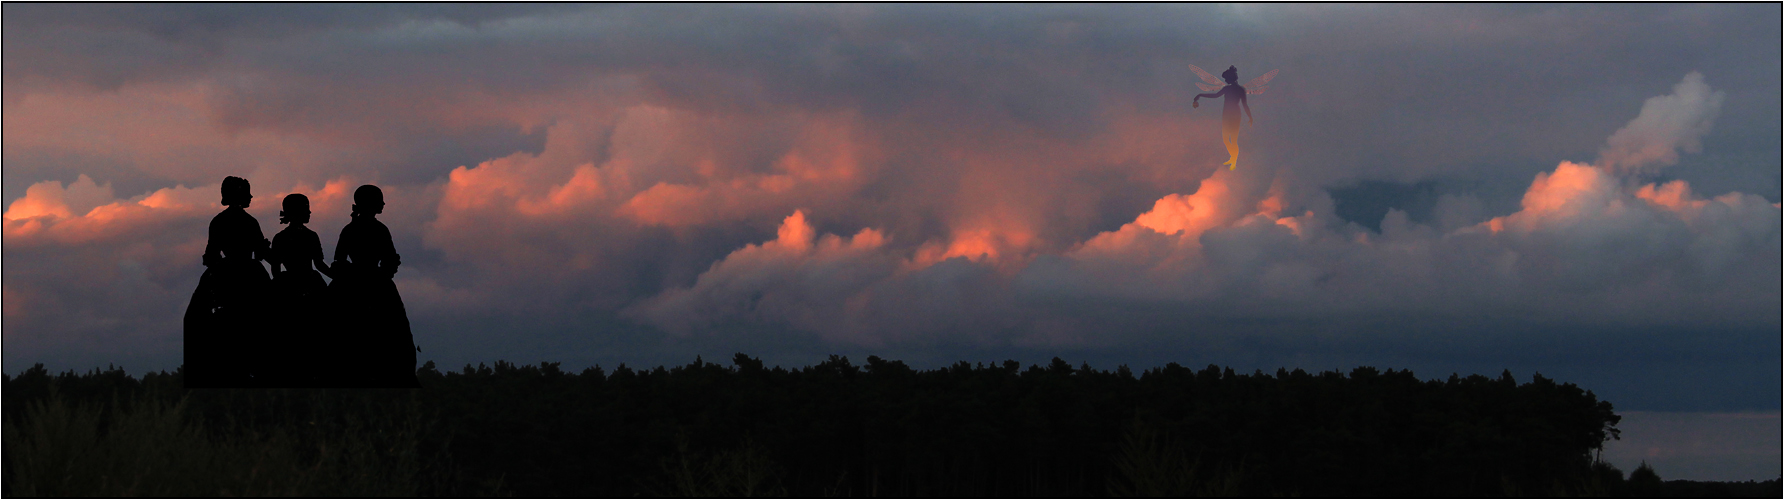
[1222,120,1240,169]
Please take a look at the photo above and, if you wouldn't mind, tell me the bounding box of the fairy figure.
[184,175,272,387]
[1191,64,1278,170]
[329,185,420,387]
[262,193,334,386]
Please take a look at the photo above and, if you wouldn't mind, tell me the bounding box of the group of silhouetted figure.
[184,176,419,388]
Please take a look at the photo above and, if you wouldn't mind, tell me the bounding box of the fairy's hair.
[1221,66,1238,84]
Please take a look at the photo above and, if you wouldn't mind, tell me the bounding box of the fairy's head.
[1222,66,1238,84]
[221,176,252,208]
[279,193,310,225]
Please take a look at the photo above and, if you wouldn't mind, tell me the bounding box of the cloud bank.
[3,4,1778,412]
[630,72,1777,347]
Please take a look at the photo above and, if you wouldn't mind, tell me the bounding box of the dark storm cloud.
[3,4,1778,416]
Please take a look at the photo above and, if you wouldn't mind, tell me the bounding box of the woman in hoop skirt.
[184,176,272,387]
[328,184,420,387]
[263,193,334,386]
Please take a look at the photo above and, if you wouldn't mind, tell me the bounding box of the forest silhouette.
[6,355,1775,497]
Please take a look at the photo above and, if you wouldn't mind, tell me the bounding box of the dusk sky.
[3,4,1779,480]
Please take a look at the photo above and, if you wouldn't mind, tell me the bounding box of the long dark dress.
[184,206,271,387]
[272,224,328,299]
[264,223,330,386]
[1215,83,1248,167]
[330,214,420,387]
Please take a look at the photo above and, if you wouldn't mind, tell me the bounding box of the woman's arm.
[332,226,353,271]
[203,226,221,267]
[377,226,401,277]
[264,244,281,271]
[312,238,333,279]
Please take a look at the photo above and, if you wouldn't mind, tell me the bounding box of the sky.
[3,4,1779,479]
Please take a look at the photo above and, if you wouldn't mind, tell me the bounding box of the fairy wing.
[1245,69,1279,95]
[1188,64,1226,92]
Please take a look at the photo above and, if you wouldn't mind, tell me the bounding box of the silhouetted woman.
[1193,66,1253,170]
[184,176,272,387]
[263,193,333,386]
[330,185,420,387]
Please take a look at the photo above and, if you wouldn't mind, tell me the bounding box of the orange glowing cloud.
[4,175,116,221]
[1630,179,1781,228]
[3,188,75,221]
[1131,171,1287,241]
[436,120,619,218]
[432,105,880,233]
[619,113,872,227]
[627,209,897,339]
[1041,167,1317,296]
[620,180,742,227]
[1,173,378,251]
[518,164,609,217]
[726,210,890,264]
[1521,161,1616,215]
[441,158,541,214]
[938,229,1007,262]
[906,226,1035,270]
[1255,182,1316,238]
[1478,159,1780,240]
[1635,180,1708,215]
[769,210,818,252]
[911,110,1221,264]
[254,177,358,226]
[3,176,212,245]
[1481,161,1622,235]
[1073,170,1253,261]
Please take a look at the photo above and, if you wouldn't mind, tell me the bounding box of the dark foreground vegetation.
[4,355,1778,497]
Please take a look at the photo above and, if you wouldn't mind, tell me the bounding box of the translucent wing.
[1245,69,1279,95]
[1188,64,1225,87]
[1196,82,1224,92]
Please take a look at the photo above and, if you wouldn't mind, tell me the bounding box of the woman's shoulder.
[211,207,258,227]
[343,216,375,230]
[347,217,389,229]
[212,206,240,221]
[340,216,391,238]
[362,217,391,233]
[275,224,319,241]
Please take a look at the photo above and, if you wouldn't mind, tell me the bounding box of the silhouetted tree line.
[5,356,1779,497]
